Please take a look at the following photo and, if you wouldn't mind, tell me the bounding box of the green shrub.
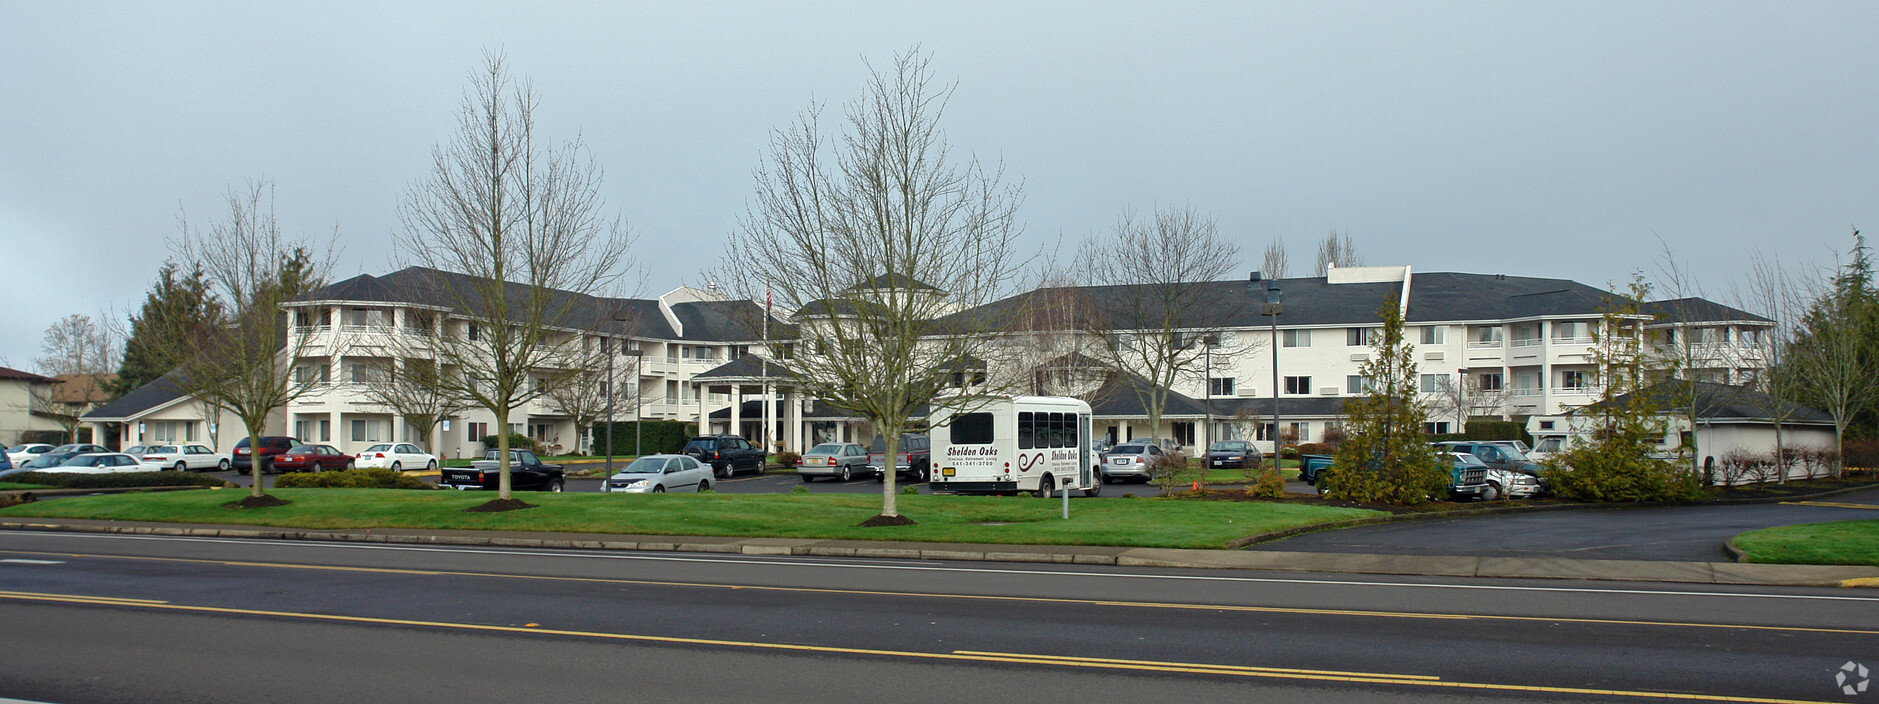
[1543,446,1704,502]
[1294,443,1334,457]
[1279,446,1300,459]
[900,485,919,495]
[481,434,539,453]
[775,451,801,469]
[19,430,72,445]
[1148,451,1195,493]
[592,420,697,456]
[790,484,808,494]
[1462,420,1533,446]
[1246,467,1285,499]
[3,471,229,490]
[274,468,431,490]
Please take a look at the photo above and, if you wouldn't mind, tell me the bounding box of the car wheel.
[174,462,187,472]
[345,460,355,470]
[918,465,930,483]
[800,474,815,483]
[391,461,402,472]
[874,469,885,483]
[1036,475,1054,499]
[697,479,710,493]
[1482,482,1503,502]
[754,461,765,476]
[1082,472,1103,497]
[217,459,230,472]
[548,479,564,493]
[714,464,728,480]
[838,465,851,482]
[652,485,665,493]
[426,460,437,471]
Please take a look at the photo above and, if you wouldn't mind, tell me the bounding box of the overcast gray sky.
[3,1,1875,371]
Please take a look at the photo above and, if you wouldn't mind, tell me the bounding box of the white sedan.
[137,444,231,472]
[6,444,54,465]
[602,454,713,493]
[39,453,147,474]
[354,443,438,471]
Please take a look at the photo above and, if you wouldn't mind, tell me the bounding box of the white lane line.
[7,530,1878,604]
[0,559,65,565]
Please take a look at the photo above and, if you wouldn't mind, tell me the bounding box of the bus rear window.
[951,413,995,445]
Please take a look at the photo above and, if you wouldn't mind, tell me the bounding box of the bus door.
[1078,414,1092,487]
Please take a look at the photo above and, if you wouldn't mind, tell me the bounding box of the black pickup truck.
[438,449,565,492]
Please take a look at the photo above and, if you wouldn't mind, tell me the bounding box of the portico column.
[789,390,803,453]
[730,384,743,439]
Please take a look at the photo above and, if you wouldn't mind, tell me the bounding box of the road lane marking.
[0,559,63,564]
[949,651,1442,680]
[10,531,1879,604]
[1782,500,1879,510]
[8,548,1877,636]
[0,589,1840,704]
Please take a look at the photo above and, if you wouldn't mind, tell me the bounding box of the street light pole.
[1253,272,1283,462]
[604,342,616,476]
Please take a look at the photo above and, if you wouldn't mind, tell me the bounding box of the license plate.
[941,467,955,477]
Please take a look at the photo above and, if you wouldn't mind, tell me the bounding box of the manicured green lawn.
[0,489,1379,550]
[1732,520,1879,566]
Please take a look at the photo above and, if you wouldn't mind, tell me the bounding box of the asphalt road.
[1254,486,1879,561]
[0,530,1872,703]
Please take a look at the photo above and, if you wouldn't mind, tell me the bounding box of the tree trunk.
[495,406,513,499]
[880,427,900,517]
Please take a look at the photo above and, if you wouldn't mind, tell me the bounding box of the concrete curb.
[5,516,1877,588]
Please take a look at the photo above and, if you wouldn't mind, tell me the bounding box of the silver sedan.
[603,454,713,493]
[798,442,870,482]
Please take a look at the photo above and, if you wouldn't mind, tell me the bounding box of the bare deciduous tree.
[1072,203,1248,444]
[1732,252,1810,482]
[1313,230,1361,276]
[355,351,466,454]
[162,178,336,503]
[35,314,119,377]
[724,50,1025,523]
[396,51,636,505]
[1787,230,1879,478]
[542,340,632,456]
[1260,240,1289,280]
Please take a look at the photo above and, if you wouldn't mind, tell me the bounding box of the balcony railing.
[1467,340,1504,349]
[1551,336,1595,345]
[1511,388,1543,397]
[1509,338,1543,348]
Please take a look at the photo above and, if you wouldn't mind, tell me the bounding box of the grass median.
[1732,519,1879,567]
[0,489,1380,550]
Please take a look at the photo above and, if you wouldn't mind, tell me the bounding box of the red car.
[270,444,353,473]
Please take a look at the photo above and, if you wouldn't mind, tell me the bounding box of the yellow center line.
[949,650,1440,680]
[7,548,1877,637]
[0,589,1839,704]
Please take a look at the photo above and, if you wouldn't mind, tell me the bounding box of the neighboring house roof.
[294,267,785,342]
[1641,297,1773,324]
[82,373,188,421]
[1208,396,1353,418]
[849,273,942,292]
[0,366,56,383]
[1571,381,1833,424]
[46,373,115,406]
[1083,373,1212,419]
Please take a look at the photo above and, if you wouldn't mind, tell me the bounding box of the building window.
[1288,422,1309,442]
[351,419,381,443]
[1560,370,1590,390]
[1478,372,1503,392]
[1208,377,1235,396]
[1420,374,1451,393]
[1423,421,1451,434]
[1346,328,1378,346]
[319,419,331,442]
[1284,376,1311,395]
[1737,328,1758,346]
[467,422,487,443]
[1282,329,1311,348]
[467,323,480,341]
[1347,375,1364,394]
[1552,321,1580,340]
[1473,326,1503,345]
[1420,326,1445,345]
[1173,422,1195,447]
[1218,332,1237,348]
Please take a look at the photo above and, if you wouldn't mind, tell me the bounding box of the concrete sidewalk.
[4,516,1875,588]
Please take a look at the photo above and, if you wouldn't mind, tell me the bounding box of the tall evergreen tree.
[1320,299,1447,504]
[109,262,224,397]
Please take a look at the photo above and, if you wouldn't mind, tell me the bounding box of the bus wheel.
[1036,475,1054,499]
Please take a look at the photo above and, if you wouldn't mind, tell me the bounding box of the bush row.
[3,471,229,490]
[592,420,697,456]
[275,467,430,489]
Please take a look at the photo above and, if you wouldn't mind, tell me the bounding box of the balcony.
[1467,340,1504,349]
[1509,338,1543,348]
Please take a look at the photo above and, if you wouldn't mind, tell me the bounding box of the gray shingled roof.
[1641,297,1772,324]
[82,373,187,420]
[1579,381,1833,423]
[692,355,793,380]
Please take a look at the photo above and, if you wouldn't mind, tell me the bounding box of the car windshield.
[615,457,667,474]
[52,445,81,452]
[152,446,178,453]
[1209,442,1248,452]
[64,456,107,466]
[7,445,36,452]
[365,444,393,452]
[808,444,844,455]
[24,456,63,468]
[1112,444,1148,454]
[1453,453,1488,467]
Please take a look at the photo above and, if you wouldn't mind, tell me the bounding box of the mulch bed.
[858,514,918,527]
[225,494,292,509]
[464,498,538,513]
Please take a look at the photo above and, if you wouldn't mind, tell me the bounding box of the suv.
[1431,441,1544,500]
[232,436,302,474]
[867,433,932,483]
[682,435,766,479]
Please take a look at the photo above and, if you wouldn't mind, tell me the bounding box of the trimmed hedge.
[1461,420,1534,446]
[481,434,540,453]
[274,467,430,489]
[593,420,697,456]
[2,471,229,490]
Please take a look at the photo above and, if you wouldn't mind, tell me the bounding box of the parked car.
[136,444,231,472]
[1528,435,1567,464]
[681,435,765,478]
[1298,454,1336,484]
[6,443,54,465]
[867,433,932,483]
[439,449,565,492]
[354,443,438,471]
[1203,440,1259,470]
[272,444,353,473]
[1100,442,1173,483]
[799,442,870,482]
[1310,452,1494,500]
[232,436,302,474]
[123,445,154,458]
[1432,441,1545,499]
[602,454,712,493]
[38,453,148,474]
[4,454,75,477]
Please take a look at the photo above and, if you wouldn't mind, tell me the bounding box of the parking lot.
[206,467,1191,496]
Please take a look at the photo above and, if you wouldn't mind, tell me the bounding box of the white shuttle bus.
[930,395,1102,497]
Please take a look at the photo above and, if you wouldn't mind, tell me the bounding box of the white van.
[930,395,1102,497]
